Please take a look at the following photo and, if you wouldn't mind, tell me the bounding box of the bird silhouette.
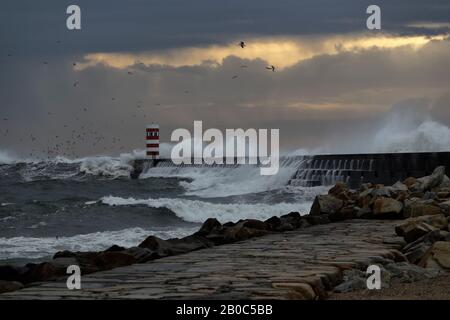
[266,65,276,72]
[239,41,246,48]
[232,75,238,79]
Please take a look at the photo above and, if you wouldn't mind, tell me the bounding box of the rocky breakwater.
[308,166,450,293]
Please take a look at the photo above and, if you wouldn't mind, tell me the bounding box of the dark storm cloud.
[1,0,450,57]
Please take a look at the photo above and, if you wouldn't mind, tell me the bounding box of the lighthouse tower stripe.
[146,124,159,159]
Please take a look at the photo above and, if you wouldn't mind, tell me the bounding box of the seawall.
[130,152,450,188]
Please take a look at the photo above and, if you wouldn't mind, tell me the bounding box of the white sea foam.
[141,157,307,198]
[0,226,197,261]
[98,196,313,223]
[0,149,18,164]
[372,120,450,153]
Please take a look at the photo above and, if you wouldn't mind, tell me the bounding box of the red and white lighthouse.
[146,124,160,159]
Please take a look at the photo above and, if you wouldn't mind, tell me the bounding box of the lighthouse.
[146,124,160,159]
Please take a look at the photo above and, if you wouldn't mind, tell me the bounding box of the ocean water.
[0,153,327,265]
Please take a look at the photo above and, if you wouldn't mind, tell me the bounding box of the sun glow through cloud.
[75,33,448,71]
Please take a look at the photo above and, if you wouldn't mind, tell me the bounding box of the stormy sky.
[1,0,450,158]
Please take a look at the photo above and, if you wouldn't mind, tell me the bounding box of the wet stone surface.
[0,220,405,300]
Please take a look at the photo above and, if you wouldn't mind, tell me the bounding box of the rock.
[105,244,126,252]
[396,223,438,244]
[309,195,343,216]
[396,214,448,237]
[402,229,449,264]
[391,181,409,193]
[0,265,29,282]
[403,177,417,189]
[333,269,367,293]
[328,182,348,197]
[167,235,214,253]
[437,175,450,189]
[355,206,372,219]
[412,166,446,192]
[264,216,281,230]
[122,247,155,263]
[329,205,357,221]
[438,200,450,216]
[419,241,450,271]
[404,243,431,264]
[384,262,438,283]
[196,218,222,236]
[279,212,306,228]
[370,187,392,198]
[222,222,267,243]
[242,219,269,231]
[373,197,403,218]
[139,234,213,256]
[0,280,24,293]
[22,262,60,283]
[403,199,443,218]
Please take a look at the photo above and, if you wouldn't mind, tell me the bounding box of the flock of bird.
[1,40,276,159]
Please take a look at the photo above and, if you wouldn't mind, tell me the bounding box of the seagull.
[232,75,238,79]
[266,65,276,72]
[239,41,246,48]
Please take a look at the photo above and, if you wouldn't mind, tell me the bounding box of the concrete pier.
[0,220,404,300]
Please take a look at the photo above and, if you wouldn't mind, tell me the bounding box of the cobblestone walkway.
[0,220,405,300]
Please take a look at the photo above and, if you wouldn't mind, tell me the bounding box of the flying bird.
[240,65,248,68]
[232,75,238,79]
[73,81,79,87]
[266,65,276,72]
[239,41,246,48]
[127,71,133,75]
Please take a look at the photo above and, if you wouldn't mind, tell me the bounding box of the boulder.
[279,212,306,228]
[396,214,448,237]
[402,230,449,264]
[0,265,29,282]
[395,214,448,243]
[403,199,443,218]
[104,244,126,252]
[372,197,403,218]
[329,205,357,221]
[264,216,281,230]
[196,218,222,236]
[222,222,267,243]
[438,200,450,216]
[411,166,446,192]
[419,241,450,271]
[309,195,343,216]
[0,280,24,294]
[241,219,269,231]
[328,182,348,197]
[403,177,417,189]
[138,235,173,256]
